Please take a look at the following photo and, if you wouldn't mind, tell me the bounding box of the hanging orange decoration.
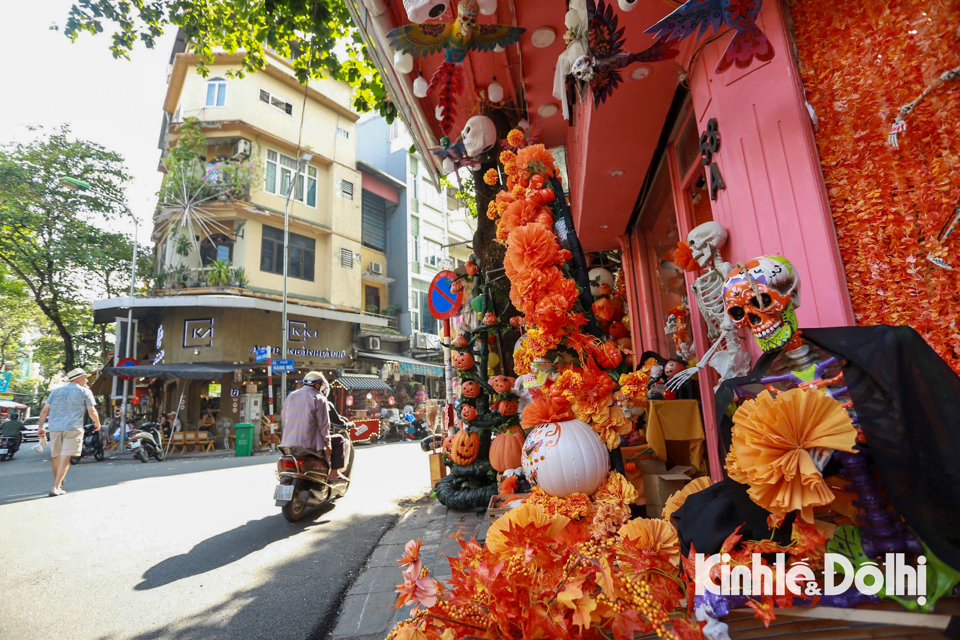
[453,351,474,370]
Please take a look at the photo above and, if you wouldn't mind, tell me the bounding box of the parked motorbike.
[0,434,21,461]
[127,423,165,463]
[69,424,105,465]
[384,418,430,443]
[274,429,355,522]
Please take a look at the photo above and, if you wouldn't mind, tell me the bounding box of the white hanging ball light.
[442,157,456,174]
[393,51,414,75]
[618,0,640,10]
[477,0,497,15]
[412,74,429,98]
[487,77,504,103]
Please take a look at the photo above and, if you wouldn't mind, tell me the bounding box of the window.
[260,225,315,281]
[264,149,317,207]
[390,120,401,141]
[205,78,226,107]
[423,239,444,268]
[421,176,444,210]
[339,179,354,200]
[362,193,387,251]
[336,126,350,139]
[259,89,293,115]
[410,216,421,264]
[200,234,233,266]
[412,282,438,335]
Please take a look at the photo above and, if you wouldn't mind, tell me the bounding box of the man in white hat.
[37,367,101,496]
[280,371,339,478]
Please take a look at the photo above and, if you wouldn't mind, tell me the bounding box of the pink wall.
[687,0,854,332]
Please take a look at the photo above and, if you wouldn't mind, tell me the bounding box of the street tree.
[0,127,133,373]
[0,265,42,371]
[59,0,396,119]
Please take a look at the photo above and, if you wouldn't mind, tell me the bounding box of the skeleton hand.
[666,335,725,392]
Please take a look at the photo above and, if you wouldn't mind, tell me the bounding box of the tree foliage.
[0,265,42,371]
[0,127,137,373]
[59,0,397,120]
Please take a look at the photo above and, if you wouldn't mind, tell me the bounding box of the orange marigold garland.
[482,168,499,186]
[528,485,592,520]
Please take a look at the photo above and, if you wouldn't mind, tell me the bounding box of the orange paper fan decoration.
[726,388,857,522]
[485,502,570,555]
[662,476,713,522]
[618,518,681,566]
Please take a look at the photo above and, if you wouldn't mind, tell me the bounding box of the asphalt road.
[0,441,431,640]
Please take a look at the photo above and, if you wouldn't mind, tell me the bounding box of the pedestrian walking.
[37,368,101,496]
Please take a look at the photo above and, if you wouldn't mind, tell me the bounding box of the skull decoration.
[571,55,596,82]
[461,115,497,158]
[687,221,729,269]
[722,255,801,352]
[455,0,479,36]
[402,0,450,23]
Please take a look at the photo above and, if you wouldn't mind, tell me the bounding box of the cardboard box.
[645,503,666,518]
[486,492,530,524]
[641,464,694,514]
[429,452,447,487]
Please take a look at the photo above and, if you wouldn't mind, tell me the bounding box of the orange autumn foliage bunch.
[792,0,960,373]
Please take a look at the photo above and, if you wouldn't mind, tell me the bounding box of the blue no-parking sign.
[427,270,463,320]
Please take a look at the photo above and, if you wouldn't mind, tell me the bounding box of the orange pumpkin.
[498,400,518,416]
[597,340,623,369]
[461,380,481,399]
[608,322,628,339]
[593,297,616,322]
[465,260,479,276]
[598,283,612,296]
[489,375,510,394]
[509,315,524,329]
[450,279,465,294]
[460,404,478,422]
[453,335,469,349]
[535,211,554,227]
[454,351,475,370]
[482,312,497,326]
[450,429,480,465]
[490,430,525,472]
[442,436,455,455]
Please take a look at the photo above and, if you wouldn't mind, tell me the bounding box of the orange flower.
[521,394,574,429]
[618,518,681,566]
[509,267,563,316]
[499,149,517,166]
[395,568,438,612]
[398,539,422,571]
[506,128,526,147]
[672,241,700,272]
[486,200,498,220]
[618,371,650,403]
[516,144,557,178]
[592,471,639,506]
[505,223,561,274]
[485,501,570,554]
[483,168,499,186]
[528,486,591,520]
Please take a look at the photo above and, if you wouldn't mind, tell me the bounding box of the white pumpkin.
[521,419,608,497]
[588,267,614,297]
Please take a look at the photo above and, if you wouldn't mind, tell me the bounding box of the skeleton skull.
[402,0,450,23]
[687,222,729,268]
[571,55,596,82]
[722,255,801,352]
[461,115,497,158]
[456,0,479,35]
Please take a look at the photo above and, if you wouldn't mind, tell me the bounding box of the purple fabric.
[279,386,330,452]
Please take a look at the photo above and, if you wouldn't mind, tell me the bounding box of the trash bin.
[235,423,254,457]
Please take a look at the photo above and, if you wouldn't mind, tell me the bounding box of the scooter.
[69,424,105,465]
[274,428,355,522]
[127,424,165,462]
[0,434,21,461]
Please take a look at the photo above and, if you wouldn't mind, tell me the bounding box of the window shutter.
[339,179,354,200]
[340,247,354,268]
[411,216,420,237]
[411,198,419,213]
[361,194,387,252]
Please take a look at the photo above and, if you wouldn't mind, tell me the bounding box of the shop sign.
[272,358,295,373]
[250,345,347,359]
[0,393,13,400]
[156,324,164,349]
[0,372,10,393]
[288,321,318,343]
[184,318,214,348]
[152,350,165,365]
[699,118,726,201]
[209,383,222,398]
[254,346,270,362]
[230,388,241,397]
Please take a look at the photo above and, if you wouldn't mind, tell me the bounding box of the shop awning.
[0,400,27,409]
[331,375,392,391]
[357,351,444,378]
[101,362,250,380]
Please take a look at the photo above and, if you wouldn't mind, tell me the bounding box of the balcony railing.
[361,311,399,330]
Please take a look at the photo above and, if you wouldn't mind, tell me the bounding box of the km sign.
[183,318,214,348]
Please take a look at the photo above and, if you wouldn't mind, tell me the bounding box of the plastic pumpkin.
[593,297,617,322]
[454,351,475,370]
[608,322,628,339]
[442,436,455,455]
[490,430,525,472]
[461,380,481,399]
[489,375,509,394]
[465,260,479,276]
[460,404,478,422]
[535,211,554,227]
[482,312,497,326]
[453,335,469,349]
[521,419,608,497]
[451,429,480,465]
[498,399,518,416]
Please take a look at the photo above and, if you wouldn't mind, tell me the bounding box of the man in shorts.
[37,368,101,497]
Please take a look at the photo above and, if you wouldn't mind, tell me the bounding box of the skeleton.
[461,115,498,158]
[668,222,750,390]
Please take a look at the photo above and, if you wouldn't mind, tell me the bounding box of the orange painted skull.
[722,256,801,352]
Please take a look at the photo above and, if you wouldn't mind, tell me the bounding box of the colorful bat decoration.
[388,0,525,133]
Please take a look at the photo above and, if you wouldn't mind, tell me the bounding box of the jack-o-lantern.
[465,260,479,276]
[490,400,500,412]
[482,312,497,326]
[453,334,469,349]
[450,429,480,465]
[521,419,608,497]
[489,375,510,394]
[460,404,478,422]
[450,279,465,294]
[454,351,475,370]
[461,380,481,399]
[442,435,455,455]
[490,430,525,472]
[498,399,518,416]
[509,316,524,329]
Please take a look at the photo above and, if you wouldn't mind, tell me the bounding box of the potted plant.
[232,267,248,288]
[173,264,189,288]
[206,260,233,287]
[153,269,167,290]
[174,233,192,260]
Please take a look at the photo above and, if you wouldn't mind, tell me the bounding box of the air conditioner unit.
[414,333,429,349]
[366,336,381,351]
[232,139,252,159]
[369,261,384,276]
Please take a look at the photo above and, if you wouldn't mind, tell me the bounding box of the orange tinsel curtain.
[790,0,960,373]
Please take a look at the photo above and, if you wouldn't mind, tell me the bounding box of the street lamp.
[280,153,314,407]
[61,176,139,455]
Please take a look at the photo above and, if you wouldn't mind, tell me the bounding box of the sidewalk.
[329,499,489,640]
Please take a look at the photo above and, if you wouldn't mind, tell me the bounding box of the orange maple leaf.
[571,593,598,631]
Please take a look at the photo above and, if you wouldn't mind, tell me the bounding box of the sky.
[0,1,177,245]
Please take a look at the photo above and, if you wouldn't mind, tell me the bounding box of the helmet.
[303,371,327,385]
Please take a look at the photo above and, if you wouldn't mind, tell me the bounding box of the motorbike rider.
[280,372,342,479]
[1,413,24,450]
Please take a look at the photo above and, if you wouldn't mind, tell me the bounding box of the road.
[0,440,430,640]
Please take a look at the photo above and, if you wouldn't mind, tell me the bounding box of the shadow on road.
[97,509,400,640]
[135,503,336,591]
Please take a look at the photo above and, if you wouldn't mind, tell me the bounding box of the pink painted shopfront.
[567,0,855,479]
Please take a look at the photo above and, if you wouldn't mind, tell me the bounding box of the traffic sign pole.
[428,271,463,436]
[266,347,276,452]
[443,318,455,435]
